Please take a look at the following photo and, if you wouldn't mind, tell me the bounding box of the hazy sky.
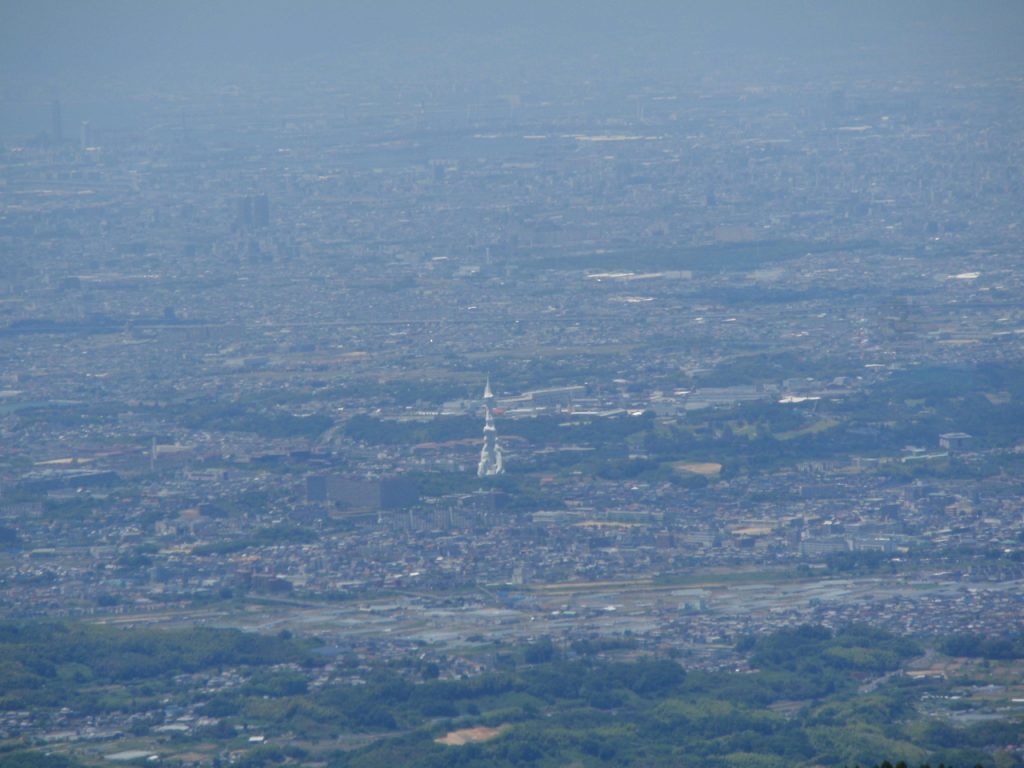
[2,1,1022,102]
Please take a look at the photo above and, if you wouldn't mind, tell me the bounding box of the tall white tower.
[477,377,504,477]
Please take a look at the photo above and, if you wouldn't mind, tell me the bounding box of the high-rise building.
[51,99,62,142]
[253,194,270,227]
[79,120,91,150]
[237,197,253,228]
[477,378,504,477]
[237,194,270,229]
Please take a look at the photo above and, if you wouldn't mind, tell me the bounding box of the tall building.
[477,378,504,477]
[237,196,253,228]
[253,194,270,227]
[237,194,270,229]
[79,120,91,150]
[51,99,62,142]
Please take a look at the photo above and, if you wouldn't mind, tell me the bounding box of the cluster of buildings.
[1,58,1023,671]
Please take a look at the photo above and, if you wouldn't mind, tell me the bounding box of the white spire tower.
[477,376,504,477]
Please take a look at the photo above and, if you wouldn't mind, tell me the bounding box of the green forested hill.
[0,622,1018,768]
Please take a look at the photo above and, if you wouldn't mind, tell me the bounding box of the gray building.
[306,475,419,511]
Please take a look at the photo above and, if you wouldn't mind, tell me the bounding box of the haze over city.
[2,3,1024,767]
